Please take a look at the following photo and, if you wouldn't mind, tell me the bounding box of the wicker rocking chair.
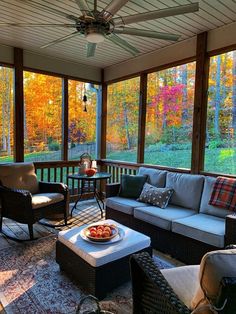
[0,162,69,241]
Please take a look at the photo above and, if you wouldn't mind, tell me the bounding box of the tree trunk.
[122,102,131,150]
[214,55,221,138]
[181,64,188,123]
[232,51,236,135]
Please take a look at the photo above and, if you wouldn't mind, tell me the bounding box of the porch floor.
[0,199,102,250]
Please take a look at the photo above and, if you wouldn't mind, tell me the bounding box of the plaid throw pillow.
[209,176,236,211]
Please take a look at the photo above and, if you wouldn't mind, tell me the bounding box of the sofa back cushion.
[200,176,231,218]
[0,162,39,194]
[137,167,167,188]
[166,172,204,211]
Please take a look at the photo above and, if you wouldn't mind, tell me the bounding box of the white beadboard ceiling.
[0,0,235,68]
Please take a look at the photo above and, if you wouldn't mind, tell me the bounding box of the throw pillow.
[137,182,173,208]
[119,174,147,199]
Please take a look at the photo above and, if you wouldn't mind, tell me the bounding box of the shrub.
[48,141,60,151]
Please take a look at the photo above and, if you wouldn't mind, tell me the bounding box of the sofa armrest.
[130,252,190,314]
[215,277,236,313]
[106,183,120,198]
[225,214,236,246]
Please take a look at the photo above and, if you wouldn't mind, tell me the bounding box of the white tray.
[80,227,125,245]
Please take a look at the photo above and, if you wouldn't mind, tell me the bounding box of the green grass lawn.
[1,147,235,175]
[107,147,236,175]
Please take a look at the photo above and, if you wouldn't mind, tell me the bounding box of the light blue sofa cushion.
[200,176,231,218]
[172,214,225,247]
[138,167,167,188]
[166,172,204,211]
[134,205,196,231]
[106,196,147,215]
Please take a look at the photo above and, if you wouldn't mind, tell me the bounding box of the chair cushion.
[32,193,64,209]
[0,162,39,194]
[134,205,196,230]
[137,167,167,187]
[166,172,204,211]
[106,196,148,215]
[200,176,231,218]
[137,183,173,208]
[119,174,147,198]
[191,248,236,310]
[161,265,200,309]
[172,214,225,247]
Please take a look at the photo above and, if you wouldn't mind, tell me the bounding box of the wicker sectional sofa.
[105,167,236,264]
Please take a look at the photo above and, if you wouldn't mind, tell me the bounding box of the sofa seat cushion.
[134,205,196,230]
[172,214,225,248]
[200,176,231,218]
[137,167,167,188]
[166,172,204,211]
[32,193,64,209]
[106,196,148,215]
[161,265,200,309]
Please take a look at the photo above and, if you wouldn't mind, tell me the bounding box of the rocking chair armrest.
[130,252,190,314]
[0,185,33,220]
[39,181,69,196]
[106,183,120,197]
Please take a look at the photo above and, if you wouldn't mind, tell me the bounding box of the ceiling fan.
[0,0,199,57]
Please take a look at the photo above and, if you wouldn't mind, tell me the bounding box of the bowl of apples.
[83,224,118,242]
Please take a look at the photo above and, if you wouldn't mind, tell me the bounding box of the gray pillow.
[137,182,173,209]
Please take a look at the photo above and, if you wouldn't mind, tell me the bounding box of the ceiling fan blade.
[40,31,79,49]
[75,0,91,15]
[114,28,180,41]
[113,3,199,26]
[87,42,96,57]
[0,22,75,28]
[18,0,79,22]
[100,0,129,21]
[107,34,139,56]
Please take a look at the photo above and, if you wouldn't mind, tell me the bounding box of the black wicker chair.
[0,162,69,240]
[130,251,236,314]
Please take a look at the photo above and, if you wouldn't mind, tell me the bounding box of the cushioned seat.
[32,193,64,209]
[172,213,225,247]
[134,205,196,230]
[161,265,200,309]
[106,196,148,215]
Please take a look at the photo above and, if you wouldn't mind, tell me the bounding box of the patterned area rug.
[0,235,174,314]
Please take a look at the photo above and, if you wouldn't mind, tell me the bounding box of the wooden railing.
[102,160,139,184]
[34,161,83,200]
[33,159,193,201]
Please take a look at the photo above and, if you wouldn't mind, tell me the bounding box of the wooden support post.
[137,73,147,163]
[62,77,68,161]
[14,47,24,162]
[100,69,107,165]
[191,32,209,174]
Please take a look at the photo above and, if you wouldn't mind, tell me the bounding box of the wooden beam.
[14,47,24,162]
[62,77,68,161]
[137,73,147,163]
[191,32,209,174]
[100,69,107,161]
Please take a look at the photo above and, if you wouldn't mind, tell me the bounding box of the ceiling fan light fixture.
[86,32,105,43]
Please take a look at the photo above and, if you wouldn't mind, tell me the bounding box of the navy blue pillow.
[119,174,147,199]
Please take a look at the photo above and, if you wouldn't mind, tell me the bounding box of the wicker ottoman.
[56,219,151,299]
